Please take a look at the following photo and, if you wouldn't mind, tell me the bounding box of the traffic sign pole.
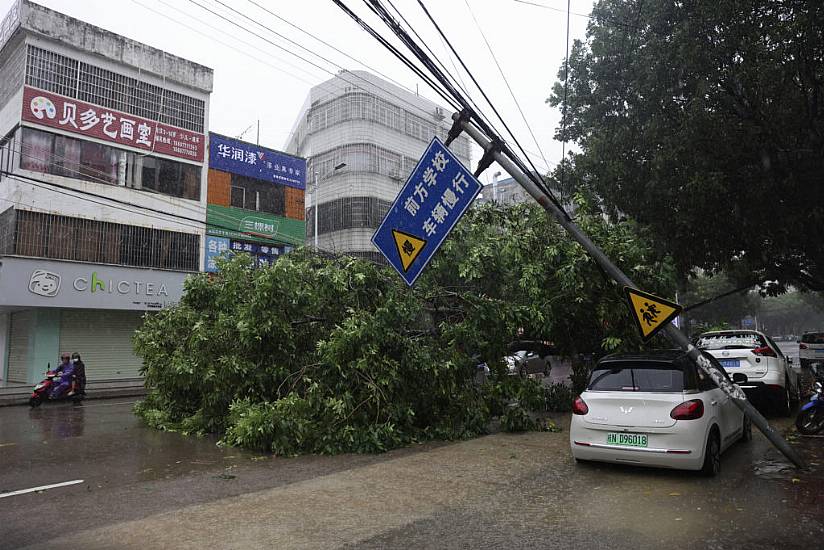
[454,113,806,469]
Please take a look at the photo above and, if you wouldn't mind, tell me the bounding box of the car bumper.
[569,420,705,471]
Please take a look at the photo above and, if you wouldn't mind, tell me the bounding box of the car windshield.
[696,333,765,350]
[801,333,824,344]
[587,362,685,392]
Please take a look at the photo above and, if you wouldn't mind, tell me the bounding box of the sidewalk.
[0,378,146,406]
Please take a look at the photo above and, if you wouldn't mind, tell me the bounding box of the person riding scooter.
[71,352,86,396]
[49,353,76,399]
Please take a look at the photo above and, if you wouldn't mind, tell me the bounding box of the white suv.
[799,332,824,369]
[696,330,799,415]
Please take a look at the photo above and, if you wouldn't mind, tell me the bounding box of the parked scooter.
[796,362,824,435]
[29,363,82,407]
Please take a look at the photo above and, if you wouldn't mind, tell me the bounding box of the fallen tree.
[134,200,674,455]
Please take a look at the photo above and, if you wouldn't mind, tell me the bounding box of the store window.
[20,127,201,200]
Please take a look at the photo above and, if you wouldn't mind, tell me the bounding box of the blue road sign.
[372,137,482,286]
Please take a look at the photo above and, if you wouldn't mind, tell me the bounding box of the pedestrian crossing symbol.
[624,287,682,341]
[392,229,426,272]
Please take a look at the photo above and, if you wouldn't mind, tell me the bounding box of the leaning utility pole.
[453,113,805,469]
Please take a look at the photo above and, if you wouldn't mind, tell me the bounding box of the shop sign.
[209,133,306,189]
[0,257,188,310]
[206,204,305,246]
[204,236,230,273]
[22,86,205,162]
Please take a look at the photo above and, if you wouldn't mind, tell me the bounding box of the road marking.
[0,479,84,499]
[0,443,16,448]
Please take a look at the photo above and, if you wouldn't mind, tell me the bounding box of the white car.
[570,350,749,476]
[799,331,824,369]
[696,330,799,416]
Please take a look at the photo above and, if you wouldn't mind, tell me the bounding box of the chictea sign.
[0,257,189,310]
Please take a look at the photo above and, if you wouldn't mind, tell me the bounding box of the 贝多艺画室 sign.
[0,257,188,310]
[22,86,205,162]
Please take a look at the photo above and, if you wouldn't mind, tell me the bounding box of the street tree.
[134,201,675,455]
[548,0,824,291]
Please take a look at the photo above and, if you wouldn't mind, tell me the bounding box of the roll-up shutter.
[59,310,144,380]
[7,310,32,383]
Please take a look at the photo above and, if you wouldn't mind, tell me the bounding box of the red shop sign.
[22,86,205,163]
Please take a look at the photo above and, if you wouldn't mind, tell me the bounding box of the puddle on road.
[752,455,795,480]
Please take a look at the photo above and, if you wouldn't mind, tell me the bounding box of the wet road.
[1,400,823,549]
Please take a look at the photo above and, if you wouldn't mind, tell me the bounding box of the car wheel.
[701,430,721,477]
[519,365,528,377]
[741,414,752,442]
[777,380,792,417]
[543,363,551,377]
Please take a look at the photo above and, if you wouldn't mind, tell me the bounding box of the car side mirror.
[732,373,748,385]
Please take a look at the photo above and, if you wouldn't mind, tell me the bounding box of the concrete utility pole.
[455,113,805,469]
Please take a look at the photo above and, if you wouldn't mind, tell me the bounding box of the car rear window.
[696,333,765,350]
[801,333,824,344]
[588,362,685,392]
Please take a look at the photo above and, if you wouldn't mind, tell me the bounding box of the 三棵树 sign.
[372,137,481,286]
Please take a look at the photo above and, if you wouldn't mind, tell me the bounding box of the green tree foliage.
[549,0,824,291]
[134,201,675,455]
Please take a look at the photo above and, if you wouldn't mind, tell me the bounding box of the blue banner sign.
[204,235,230,273]
[209,133,306,189]
[372,137,482,286]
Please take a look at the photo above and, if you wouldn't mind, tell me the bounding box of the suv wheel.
[777,379,792,417]
[701,430,721,477]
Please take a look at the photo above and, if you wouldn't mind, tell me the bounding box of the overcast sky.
[1,0,593,184]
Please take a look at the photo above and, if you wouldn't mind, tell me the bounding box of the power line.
[462,0,553,175]
[559,0,571,191]
[175,0,464,143]
[409,0,567,215]
[1,145,304,245]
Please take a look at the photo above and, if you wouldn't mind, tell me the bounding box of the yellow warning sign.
[624,287,682,341]
[392,229,427,272]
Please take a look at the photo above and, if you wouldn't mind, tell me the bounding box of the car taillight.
[752,345,777,357]
[670,399,704,420]
[800,344,808,350]
[572,396,589,415]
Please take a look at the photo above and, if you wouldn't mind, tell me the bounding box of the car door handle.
[710,400,718,406]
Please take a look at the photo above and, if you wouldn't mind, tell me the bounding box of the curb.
[0,382,146,407]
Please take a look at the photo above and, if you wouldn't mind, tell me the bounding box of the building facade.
[286,70,471,261]
[0,1,212,384]
[205,133,306,270]
[475,175,533,206]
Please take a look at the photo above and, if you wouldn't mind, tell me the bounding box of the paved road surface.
[1,400,823,549]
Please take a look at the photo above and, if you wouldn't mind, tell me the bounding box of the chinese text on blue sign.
[372,137,481,286]
[209,133,306,189]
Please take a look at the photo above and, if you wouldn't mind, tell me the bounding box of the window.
[695,333,766,350]
[4,209,199,271]
[307,196,392,238]
[587,361,686,392]
[231,186,245,208]
[229,175,285,215]
[26,45,205,133]
[21,128,201,200]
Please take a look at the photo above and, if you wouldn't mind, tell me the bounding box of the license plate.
[606,433,648,447]
[719,359,740,369]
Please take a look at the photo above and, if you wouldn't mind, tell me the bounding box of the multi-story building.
[0,1,212,384]
[286,70,471,261]
[475,174,533,206]
[204,133,306,270]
